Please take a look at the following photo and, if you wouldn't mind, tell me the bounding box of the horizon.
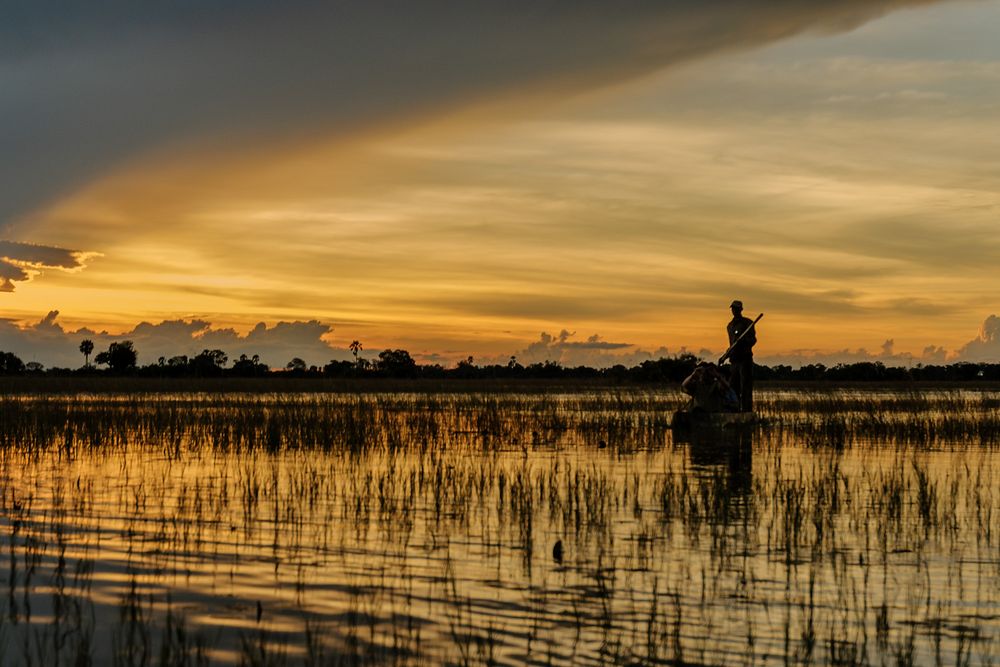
[3,2,999,367]
[3,309,999,371]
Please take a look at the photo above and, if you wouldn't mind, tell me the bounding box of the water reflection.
[0,390,999,665]
[686,428,753,500]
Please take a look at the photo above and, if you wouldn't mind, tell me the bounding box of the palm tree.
[349,340,362,367]
[79,339,94,368]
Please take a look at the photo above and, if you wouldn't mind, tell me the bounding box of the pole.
[719,313,763,365]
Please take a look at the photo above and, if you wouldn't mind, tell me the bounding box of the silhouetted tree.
[377,349,417,377]
[0,352,25,374]
[191,349,228,376]
[18,342,1000,385]
[455,355,477,378]
[523,360,564,379]
[233,354,267,377]
[79,339,94,368]
[349,340,363,367]
[793,364,827,381]
[96,341,137,373]
[607,364,628,382]
[323,359,353,377]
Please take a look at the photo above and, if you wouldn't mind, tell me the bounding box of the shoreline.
[2,375,1000,395]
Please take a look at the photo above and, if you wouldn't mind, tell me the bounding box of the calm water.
[1,389,999,665]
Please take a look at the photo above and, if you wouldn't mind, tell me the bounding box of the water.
[1,389,999,665]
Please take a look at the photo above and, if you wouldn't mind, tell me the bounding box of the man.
[726,300,757,412]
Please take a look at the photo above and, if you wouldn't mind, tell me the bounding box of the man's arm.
[743,318,757,348]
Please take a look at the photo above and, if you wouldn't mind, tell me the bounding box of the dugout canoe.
[670,409,756,431]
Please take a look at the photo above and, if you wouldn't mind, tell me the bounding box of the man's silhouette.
[726,300,757,412]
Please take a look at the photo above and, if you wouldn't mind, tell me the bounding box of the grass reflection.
[0,389,998,664]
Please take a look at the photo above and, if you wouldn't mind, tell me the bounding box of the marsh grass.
[0,389,998,664]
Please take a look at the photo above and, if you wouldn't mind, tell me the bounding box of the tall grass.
[0,388,997,664]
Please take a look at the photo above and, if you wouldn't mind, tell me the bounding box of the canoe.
[671,409,755,431]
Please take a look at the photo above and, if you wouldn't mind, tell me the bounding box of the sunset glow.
[4,1,1000,367]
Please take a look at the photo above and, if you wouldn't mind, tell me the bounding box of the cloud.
[756,342,924,368]
[758,316,1000,366]
[505,329,945,369]
[0,241,93,292]
[506,318,1000,369]
[0,264,28,293]
[507,329,687,368]
[921,345,949,364]
[955,315,1000,363]
[1,0,945,229]
[0,311,349,368]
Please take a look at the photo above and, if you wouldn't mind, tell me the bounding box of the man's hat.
[730,300,743,309]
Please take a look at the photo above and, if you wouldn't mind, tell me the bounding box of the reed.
[0,388,998,664]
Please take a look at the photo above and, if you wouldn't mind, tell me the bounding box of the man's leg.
[729,362,744,411]
[741,359,754,412]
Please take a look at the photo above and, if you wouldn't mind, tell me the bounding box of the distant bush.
[0,351,26,374]
[5,340,1000,383]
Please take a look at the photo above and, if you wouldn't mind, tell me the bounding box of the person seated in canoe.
[725,300,758,412]
[682,362,740,413]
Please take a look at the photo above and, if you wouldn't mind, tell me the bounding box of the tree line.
[0,339,997,382]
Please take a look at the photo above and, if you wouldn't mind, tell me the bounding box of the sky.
[3,1,1000,368]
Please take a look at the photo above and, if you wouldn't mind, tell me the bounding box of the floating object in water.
[552,539,564,564]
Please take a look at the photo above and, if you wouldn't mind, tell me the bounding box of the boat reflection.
[684,427,753,500]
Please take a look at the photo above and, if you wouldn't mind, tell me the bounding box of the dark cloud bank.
[0,241,90,292]
[2,0,945,230]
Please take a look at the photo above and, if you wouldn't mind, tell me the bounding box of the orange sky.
[3,1,1000,366]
